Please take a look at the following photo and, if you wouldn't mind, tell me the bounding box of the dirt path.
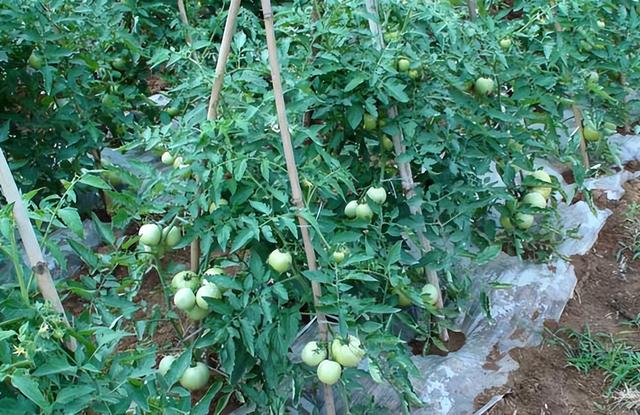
[475,179,640,414]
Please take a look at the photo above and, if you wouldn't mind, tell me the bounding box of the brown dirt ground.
[475,178,640,414]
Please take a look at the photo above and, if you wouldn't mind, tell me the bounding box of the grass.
[548,326,640,395]
[617,202,640,263]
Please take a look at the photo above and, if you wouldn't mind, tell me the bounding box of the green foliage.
[0,0,178,193]
[2,0,640,413]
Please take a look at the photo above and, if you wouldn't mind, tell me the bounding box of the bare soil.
[475,179,640,414]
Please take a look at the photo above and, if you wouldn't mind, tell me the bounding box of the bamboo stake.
[190,0,242,273]
[548,0,590,169]
[207,0,242,120]
[364,0,448,341]
[177,0,192,45]
[260,0,336,413]
[467,0,477,20]
[0,147,76,351]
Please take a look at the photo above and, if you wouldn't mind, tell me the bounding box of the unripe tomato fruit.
[268,249,292,273]
[139,224,162,246]
[333,250,346,264]
[162,225,181,247]
[208,198,228,213]
[474,77,494,95]
[317,360,342,385]
[530,170,552,199]
[499,38,512,50]
[161,151,174,165]
[179,362,210,391]
[394,287,412,306]
[587,71,599,84]
[174,287,196,311]
[186,305,209,321]
[28,53,44,69]
[596,20,605,29]
[112,57,128,71]
[515,213,534,230]
[171,271,200,291]
[301,341,327,366]
[344,200,358,218]
[158,355,176,376]
[583,126,602,142]
[382,136,394,151]
[331,336,365,367]
[355,204,373,221]
[204,267,224,276]
[366,187,387,204]
[421,283,439,306]
[363,114,378,130]
[408,69,421,80]
[166,106,180,117]
[196,284,222,309]
[522,192,547,209]
[397,58,411,72]
[500,214,514,230]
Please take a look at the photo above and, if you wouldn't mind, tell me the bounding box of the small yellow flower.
[13,345,27,357]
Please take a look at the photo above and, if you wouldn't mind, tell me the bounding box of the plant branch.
[260,0,336,412]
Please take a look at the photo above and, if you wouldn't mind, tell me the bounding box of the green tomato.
[333,250,346,264]
[420,283,439,306]
[112,57,128,71]
[268,249,292,273]
[583,126,602,142]
[344,200,358,218]
[158,355,176,376]
[204,267,224,276]
[408,69,421,80]
[474,77,495,95]
[363,114,378,131]
[331,335,365,367]
[529,170,552,199]
[522,192,547,209]
[162,225,182,248]
[499,38,512,50]
[166,106,181,117]
[301,341,327,366]
[174,287,196,311]
[208,198,228,213]
[394,287,412,307]
[195,284,221,309]
[185,305,209,321]
[161,151,174,165]
[382,136,394,152]
[596,20,605,29]
[317,360,342,385]
[515,213,534,230]
[171,271,200,291]
[28,53,44,69]
[587,71,599,84]
[355,203,373,221]
[366,186,387,204]
[179,362,210,391]
[397,58,411,72]
[500,213,514,230]
[138,224,162,246]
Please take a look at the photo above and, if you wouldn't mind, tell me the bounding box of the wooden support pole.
[549,0,590,169]
[177,0,192,45]
[207,0,242,120]
[0,147,76,351]
[260,0,336,413]
[467,0,477,20]
[190,0,242,273]
[365,0,448,341]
